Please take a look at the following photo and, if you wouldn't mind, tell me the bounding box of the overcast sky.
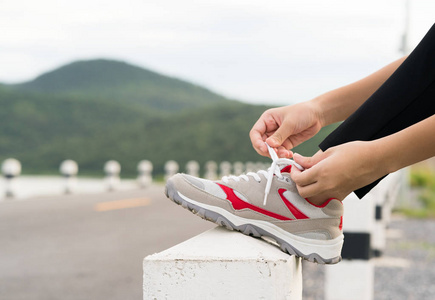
[1,0,434,105]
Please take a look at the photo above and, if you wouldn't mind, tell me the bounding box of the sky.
[1,0,434,105]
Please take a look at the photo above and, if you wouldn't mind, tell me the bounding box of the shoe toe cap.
[169,173,227,200]
[180,174,206,190]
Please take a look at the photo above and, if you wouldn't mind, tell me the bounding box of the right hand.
[290,141,384,201]
[249,101,324,158]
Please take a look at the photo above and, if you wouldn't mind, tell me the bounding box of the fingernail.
[258,141,266,151]
[266,137,277,146]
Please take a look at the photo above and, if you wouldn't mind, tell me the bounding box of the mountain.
[11,59,233,112]
[0,88,269,176]
[0,59,338,176]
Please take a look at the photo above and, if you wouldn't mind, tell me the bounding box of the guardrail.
[1,159,267,198]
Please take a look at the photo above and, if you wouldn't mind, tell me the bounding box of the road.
[5,183,434,300]
[0,184,214,300]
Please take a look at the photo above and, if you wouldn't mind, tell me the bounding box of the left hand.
[290,141,388,201]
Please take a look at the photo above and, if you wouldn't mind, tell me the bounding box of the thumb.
[293,151,325,169]
[266,126,294,149]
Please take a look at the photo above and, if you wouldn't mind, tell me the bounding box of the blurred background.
[1,0,435,299]
[0,0,433,175]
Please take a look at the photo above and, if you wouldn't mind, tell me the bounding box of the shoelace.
[222,142,304,206]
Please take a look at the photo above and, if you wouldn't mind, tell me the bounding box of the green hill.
[10,59,233,112]
[0,59,337,177]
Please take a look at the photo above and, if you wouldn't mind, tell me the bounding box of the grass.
[409,168,435,188]
[395,167,435,219]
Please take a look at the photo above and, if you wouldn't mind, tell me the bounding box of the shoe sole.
[165,179,343,264]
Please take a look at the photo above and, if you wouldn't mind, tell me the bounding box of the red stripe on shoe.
[281,165,292,173]
[216,183,292,221]
[280,165,338,209]
[278,189,309,219]
[305,197,336,208]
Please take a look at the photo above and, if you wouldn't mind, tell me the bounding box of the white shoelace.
[222,142,304,206]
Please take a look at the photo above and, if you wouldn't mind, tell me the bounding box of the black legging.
[319,23,435,199]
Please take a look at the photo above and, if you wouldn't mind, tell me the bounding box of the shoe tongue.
[280,164,292,173]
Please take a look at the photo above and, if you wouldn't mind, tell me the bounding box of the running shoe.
[165,144,344,264]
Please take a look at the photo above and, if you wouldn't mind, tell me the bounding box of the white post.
[370,176,391,257]
[384,170,406,223]
[397,167,411,209]
[137,160,153,188]
[104,160,121,191]
[1,158,22,198]
[185,160,200,177]
[254,162,264,172]
[59,160,78,194]
[371,170,405,256]
[204,161,217,180]
[245,161,255,173]
[164,160,179,182]
[233,161,244,176]
[219,161,232,178]
[325,193,375,300]
[143,227,303,300]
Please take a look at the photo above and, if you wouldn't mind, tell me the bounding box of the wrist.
[308,96,328,127]
[310,91,348,127]
[369,138,399,175]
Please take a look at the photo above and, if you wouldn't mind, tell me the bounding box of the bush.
[397,168,435,218]
[409,168,435,188]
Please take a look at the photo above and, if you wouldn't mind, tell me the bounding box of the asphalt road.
[4,183,435,300]
[0,184,214,300]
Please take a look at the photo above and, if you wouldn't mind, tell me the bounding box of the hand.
[249,101,323,158]
[290,141,388,201]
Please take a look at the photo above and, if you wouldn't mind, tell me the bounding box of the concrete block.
[143,226,303,300]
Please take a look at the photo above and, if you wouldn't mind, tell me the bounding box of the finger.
[250,112,282,154]
[255,138,268,156]
[290,165,318,187]
[295,182,322,199]
[249,125,269,156]
[267,132,294,152]
[281,139,295,151]
[277,146,292,158]
[292,153,312,169]
[293,151,325,169]
[266,123,296,149]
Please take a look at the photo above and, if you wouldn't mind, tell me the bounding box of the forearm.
[375,114,435,174]
[291,115,435,202]
[311,56,407,126]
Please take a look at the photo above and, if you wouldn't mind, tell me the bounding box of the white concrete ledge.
[143,226,303,300]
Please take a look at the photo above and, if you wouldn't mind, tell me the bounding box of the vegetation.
[0,59,338,177]
[10,59,232,112]
[410,168,435,188]
[397,167,435,218]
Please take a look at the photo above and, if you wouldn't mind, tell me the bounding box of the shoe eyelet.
[277,177,289,183]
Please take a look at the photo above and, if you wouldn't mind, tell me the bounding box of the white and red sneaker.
[165,145,344,264]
